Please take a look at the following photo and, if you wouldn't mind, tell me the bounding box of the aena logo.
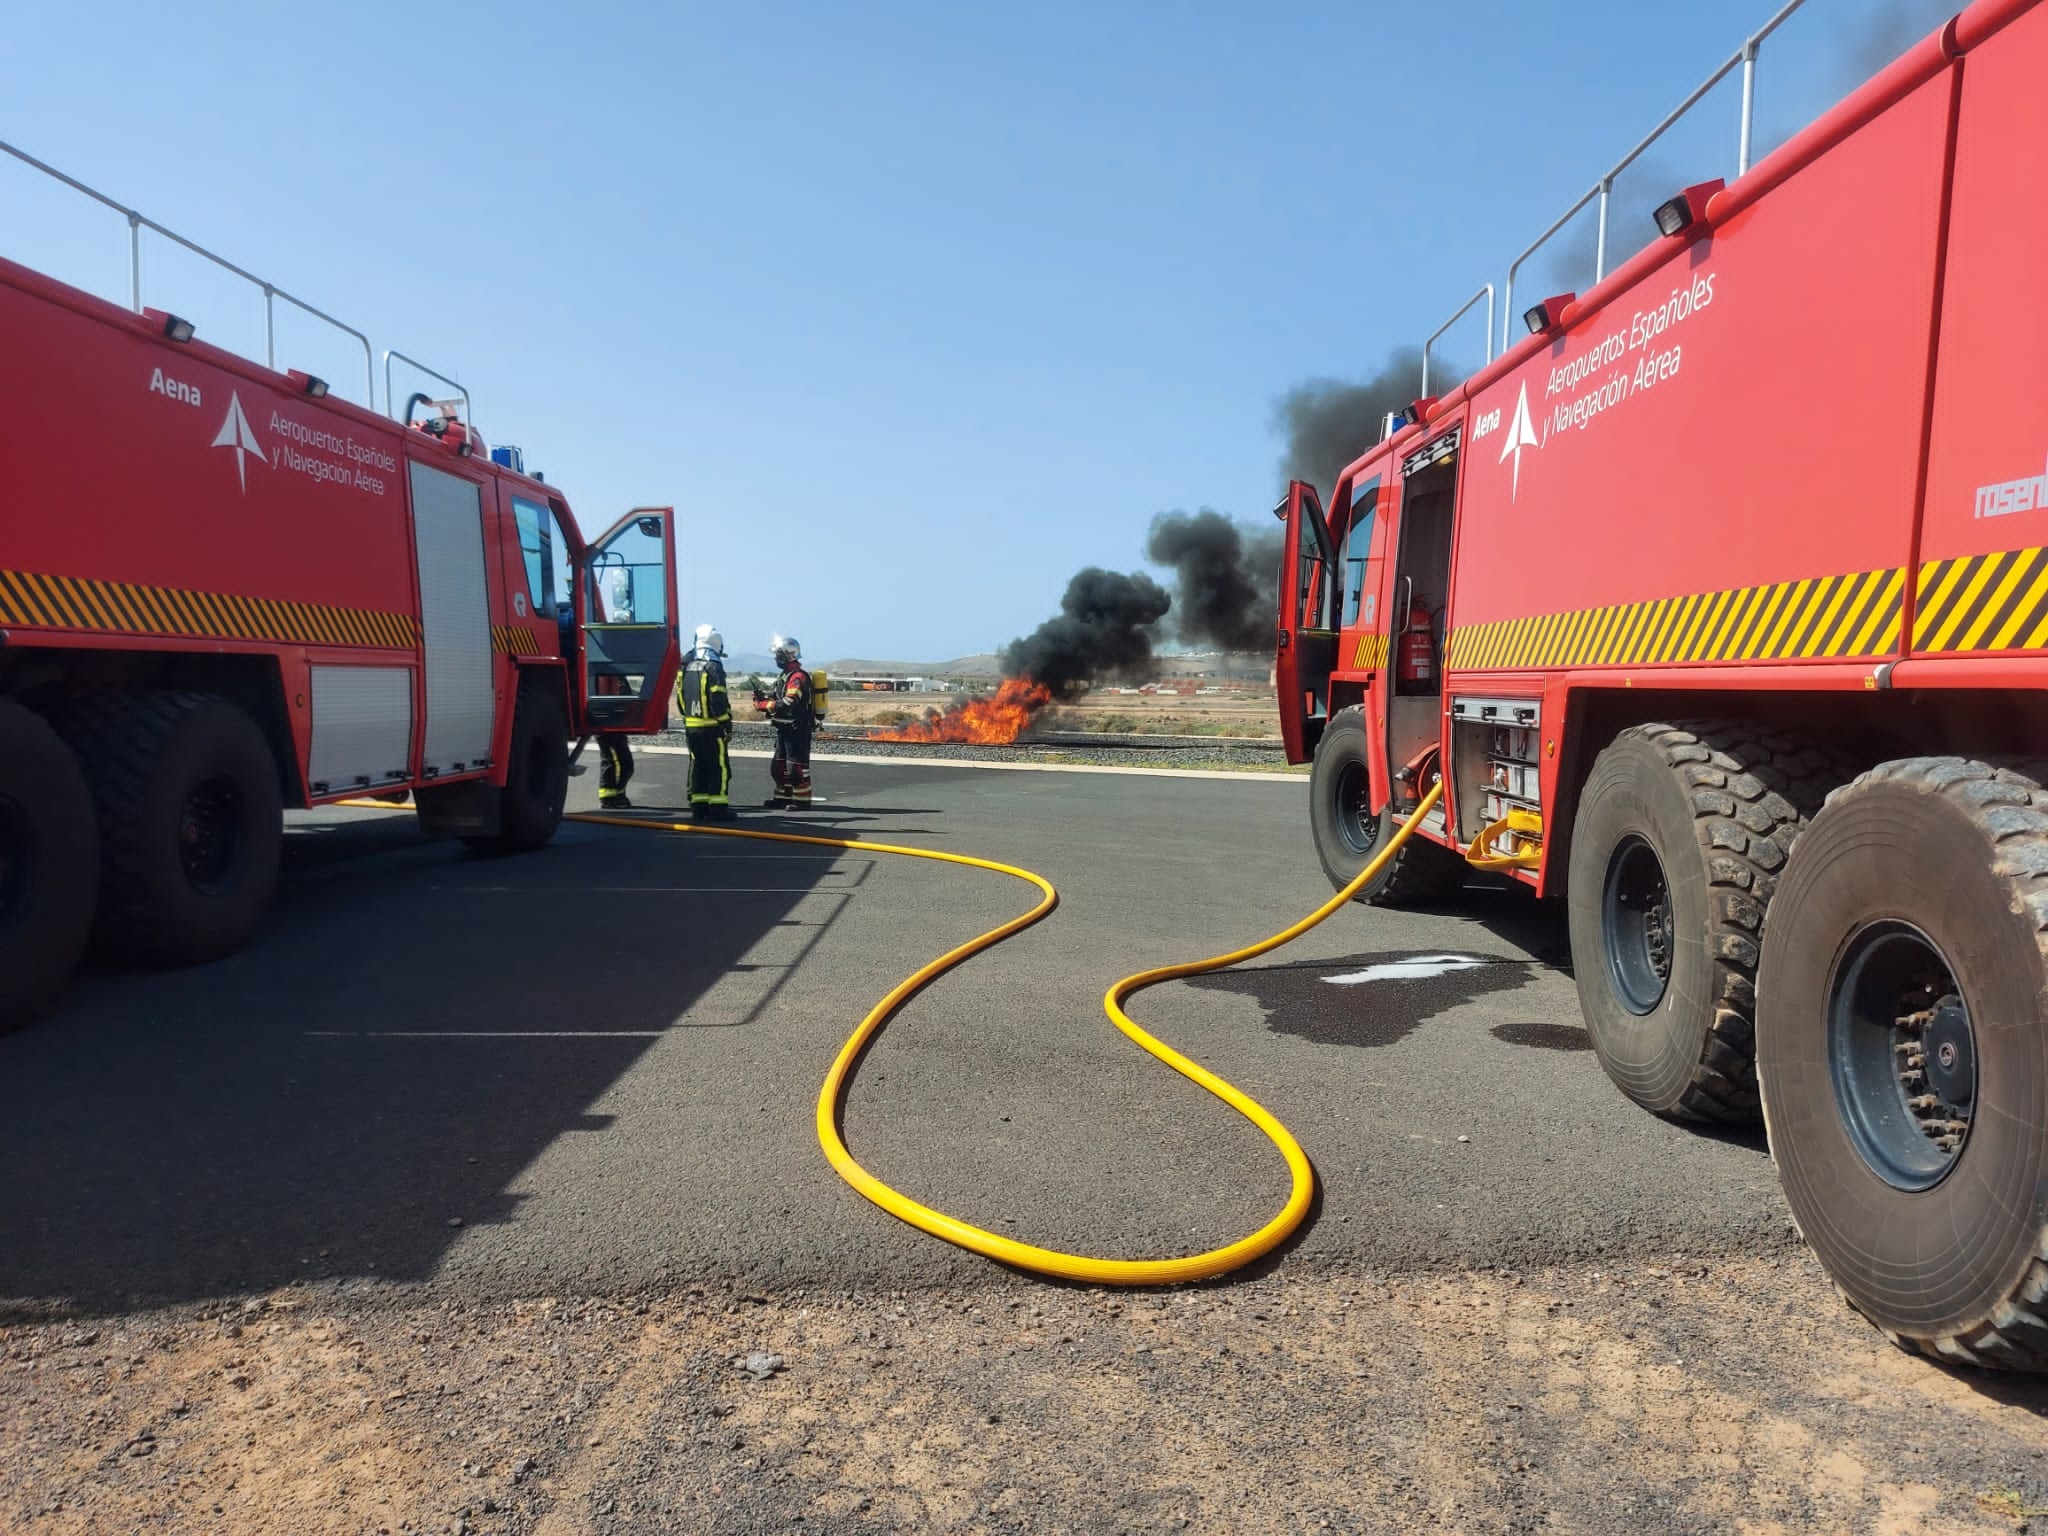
[1498,381,1543,500]
[211,392,266,493]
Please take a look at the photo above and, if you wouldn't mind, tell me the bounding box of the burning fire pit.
[869,678,1054,745]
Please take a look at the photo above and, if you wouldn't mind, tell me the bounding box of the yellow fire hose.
[566,777,1444,1286]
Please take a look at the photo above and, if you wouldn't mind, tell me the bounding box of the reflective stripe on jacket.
[677,657,732,727]
[771,667,812,726]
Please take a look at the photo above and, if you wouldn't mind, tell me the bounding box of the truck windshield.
[584,521,669,627]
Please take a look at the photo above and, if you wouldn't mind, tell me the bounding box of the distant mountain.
[803,651,1274,680]
[717,650,1000,679]
[816,654,1002,678]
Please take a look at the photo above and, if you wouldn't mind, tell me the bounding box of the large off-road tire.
[1308,705,1466,907]
[1568,720,1848,1122]
[66,691,284,966]
[1757,759,2048,1370]
[462,677,569,854]
[0,700,99,1032]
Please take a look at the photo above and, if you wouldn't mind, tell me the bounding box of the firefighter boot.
[597,733,635,809]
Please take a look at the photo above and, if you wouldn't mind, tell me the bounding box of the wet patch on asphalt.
[1490,1020,1593,1052]
[1185,951,1537,1049]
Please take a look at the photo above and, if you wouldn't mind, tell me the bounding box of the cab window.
[546,504,573,616]
[1342,477,1380,626]
[585,516,670,627]
[511,496,555,614]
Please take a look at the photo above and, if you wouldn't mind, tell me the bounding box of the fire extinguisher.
[1398,610,1435,685]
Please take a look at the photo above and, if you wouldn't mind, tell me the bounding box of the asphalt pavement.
[0,747,1790,1314]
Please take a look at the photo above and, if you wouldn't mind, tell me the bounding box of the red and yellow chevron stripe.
[1912,545,2048,655]
[1442,543,2048,673]
[1447,564,1908,672]
[1350,632,1389,670]
[0,567,418,650]
[491,624,549,655]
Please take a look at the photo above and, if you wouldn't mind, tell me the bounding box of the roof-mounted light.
[1401,396,1439,429]
[289,369,329,400]
[161,312,195,343]
[1653,179,1726,238]
[1523,294,1575,336]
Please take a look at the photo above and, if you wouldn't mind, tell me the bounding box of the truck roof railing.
[385,351,473,439]
[1421,285,1495,399]
[0,136,466,429]
[1416,0,1811,392]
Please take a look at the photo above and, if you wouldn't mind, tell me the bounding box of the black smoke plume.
[1000,567,1171,697]
[1844,0,1955,81]
[1146,508,1281,654]
[1538,155,1696,291]
[1273,349,1456,503]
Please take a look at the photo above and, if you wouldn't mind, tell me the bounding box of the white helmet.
[694,623,725,658]
[772,634,802,665]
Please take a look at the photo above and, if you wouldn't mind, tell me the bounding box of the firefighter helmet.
[694,623,725,658]
[772,634,802,666]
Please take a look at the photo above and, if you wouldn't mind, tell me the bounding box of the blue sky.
[3,0,1949,661]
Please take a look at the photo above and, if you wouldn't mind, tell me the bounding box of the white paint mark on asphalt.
[1321,955,1495,986]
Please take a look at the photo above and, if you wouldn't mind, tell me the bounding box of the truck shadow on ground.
[1185,952,1541,1050]
[1190,876,1772,1156]
[1185,877,1573,1051]
[0,804,851,1318]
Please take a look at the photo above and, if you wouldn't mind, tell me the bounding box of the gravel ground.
[8,1253,2047,1536]
[655,723,1303,775]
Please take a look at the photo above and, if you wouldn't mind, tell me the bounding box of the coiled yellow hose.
[571,777,1443,1286]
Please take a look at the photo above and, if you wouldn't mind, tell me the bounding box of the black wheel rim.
[1602,834,1673,1015]
[0,792,32,936]
[1828,920,1974,1191]
[1332,760,1380,857]
[179,776,244,896]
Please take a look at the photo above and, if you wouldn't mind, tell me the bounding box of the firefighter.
[596,699,635,809]
[677,623,735,820]
[763,634,815,808]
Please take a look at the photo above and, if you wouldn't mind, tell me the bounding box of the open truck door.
[1273,480,1338,764]
[576,506,682,734]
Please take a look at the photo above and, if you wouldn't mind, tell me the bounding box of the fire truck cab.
[1277,0,2048,1368]
[0,145,683,1033]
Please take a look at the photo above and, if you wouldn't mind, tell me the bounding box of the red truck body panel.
[0,249,680,805]
[1916,0,2048,648]
[1448,63,1950,670]
[3,257,428,645]
[1283,0,2048,895]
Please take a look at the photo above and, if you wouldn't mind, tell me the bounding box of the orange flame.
[871,677,1053,745]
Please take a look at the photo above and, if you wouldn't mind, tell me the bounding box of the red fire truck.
[0,146,683,1033]
[1276,0,2048,1367]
